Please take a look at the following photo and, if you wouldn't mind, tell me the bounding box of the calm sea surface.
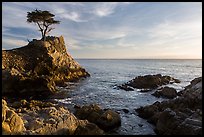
[52,59,202,135]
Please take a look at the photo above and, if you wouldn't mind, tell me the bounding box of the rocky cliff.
[2,36,90,99]
[2,36,122,135]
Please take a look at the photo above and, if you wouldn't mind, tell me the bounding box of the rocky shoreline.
[2,36,121,135]
[2,36,202,135]
[135,77,202,135]
[2,75,202,135]
[117,74,202,135]
[2,99,122,135]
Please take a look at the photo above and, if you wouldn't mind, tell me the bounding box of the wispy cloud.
[143,18,202,51]
[2,2,202,59]
[149,20,201,40]
[92,2,131,17]
[74,30,128,41]
[58,11,87,22]
[2,3,41,30]
[2,38,28,49]
[93,3,118,17]
[64,35,83,50]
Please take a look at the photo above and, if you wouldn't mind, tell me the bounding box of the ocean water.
[53,59,202,135]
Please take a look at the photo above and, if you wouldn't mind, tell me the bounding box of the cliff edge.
[2,36,90,99]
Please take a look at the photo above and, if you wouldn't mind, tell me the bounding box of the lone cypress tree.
[27,9,60,41]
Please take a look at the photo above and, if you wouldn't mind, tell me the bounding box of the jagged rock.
[74,104,103,121]
[2,36,90,99]
[178,77,202,98]
[74,104,121,131]
[96,110,121,131]
[2,99,26,135]
[118,74,180,91]
[155,108,181,134]
[152,86,177,99]
[135,77,202,135]
[136,101,160,119]
[175,118,202,135]
[74,121,104,135]
[2,99,104,135]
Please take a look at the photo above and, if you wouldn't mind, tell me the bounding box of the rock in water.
[2,36,90,99]
[135,77,202,135]
[74,122,104,135]
[152,86,177,99]
[117,74,180,91]
[74,104,121,131]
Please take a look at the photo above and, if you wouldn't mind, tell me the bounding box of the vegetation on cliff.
[27,9,60,41]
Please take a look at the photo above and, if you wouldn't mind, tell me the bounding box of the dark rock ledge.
[135,77,202,135]
[74,104,121,131]
[151,86,178,99]
[117,74,180,91]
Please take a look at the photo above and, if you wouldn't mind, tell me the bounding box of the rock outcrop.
[74,104,121,131]
[2,99,104,135]
[117,74,180,91]
[135,77,202,135]
[2,99,26,135]
[2,36,90,99]
[74,121,104,135]
[152,86,178,99]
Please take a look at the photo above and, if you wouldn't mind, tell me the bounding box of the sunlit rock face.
[2,99,104,135]
[2,36,90,99]
[2,99,26,135]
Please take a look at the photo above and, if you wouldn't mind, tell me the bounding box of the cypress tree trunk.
[43,34,46,41]
[41,31,44,41]
[43,26,48,41]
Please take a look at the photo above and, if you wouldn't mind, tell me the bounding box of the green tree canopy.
[27,9,60,41]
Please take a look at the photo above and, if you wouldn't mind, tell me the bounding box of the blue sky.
[2,2,202,59]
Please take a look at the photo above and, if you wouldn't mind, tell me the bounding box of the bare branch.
[47,27,55,33]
